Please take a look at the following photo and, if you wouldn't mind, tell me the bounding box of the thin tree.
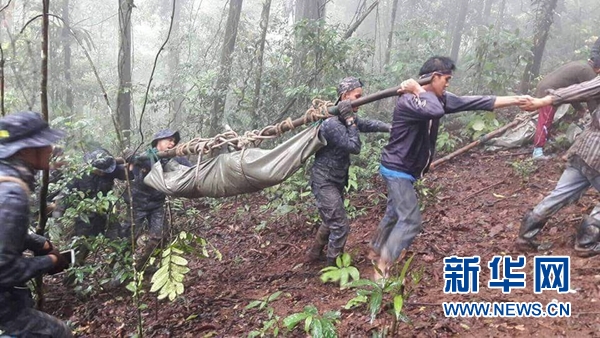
[36,0,50,310]
[520,0,559,93]
[118,0,133,145]
[209,0,243,136]
[450,0,470,62]
[62,0,72,113]
[251,0,272,128]
[384,0,399,66]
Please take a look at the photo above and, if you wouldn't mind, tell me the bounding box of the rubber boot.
[574,216,600,257]
[516,211,547,250]
[305,226,329,262]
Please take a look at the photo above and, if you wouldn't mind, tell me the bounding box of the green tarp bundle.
[143,125,325,198]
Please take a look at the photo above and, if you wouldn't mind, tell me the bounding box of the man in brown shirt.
[531,59,600,159]
[518,75,600,256]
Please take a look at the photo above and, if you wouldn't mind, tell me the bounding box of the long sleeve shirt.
[549,76,600,170]
[310,116,390,186]
[535,61,598,113]
[381,91,495,179]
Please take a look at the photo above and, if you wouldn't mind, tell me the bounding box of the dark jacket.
[381,91,495,179]
[0,159,54,320]
[535,61,598,113]
[310,116,390,186]
[130,156,191,210]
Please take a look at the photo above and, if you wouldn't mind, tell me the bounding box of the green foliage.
[283,305,340,338]
[65,235,133,295]
[345,254,416,330]
[462,112,501,141]
[147,231,221,301]
[320,253,360,289]
[246,291,287,338]
[413,179,440,211]
[436,125,461,154]
[510,158,537,181]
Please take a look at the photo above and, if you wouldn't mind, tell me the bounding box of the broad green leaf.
[170,255,188,266]
[245,300,262,310]
[283,313,309,330]
[304,316,313,334]
[393,295,404,319]
[321,318,337,338]
[311,318,323,338]
[369,290,383,324]
[267,291,282,302]
[341,253,351,267]
[344,295,368,309]
[471,119,485,131]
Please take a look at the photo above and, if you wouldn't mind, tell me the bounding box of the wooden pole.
[430,111,538,170]
[148,77,433,159]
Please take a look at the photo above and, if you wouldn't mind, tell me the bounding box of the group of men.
[4,48,600,336]
[306,50,600,280]
[0,114,188,337]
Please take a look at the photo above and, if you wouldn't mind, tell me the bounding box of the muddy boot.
[574,217,600,257]
[135,236,160,271]
[516,211,547,250]
[305,226,329,262]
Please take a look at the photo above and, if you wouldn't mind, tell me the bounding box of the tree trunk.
[519,0,558,94]
[450,0,469,62]
[163,0,185,127]
[118,0,133,145]
[251,0,272,128]
[295,0,326,21]
[384,0,399,66]
[36,0,50,310]
[62,0,73,114]
[495,0,506,30]
[343,0,378,40]
[209,0,243,136]
[482,0,494,24]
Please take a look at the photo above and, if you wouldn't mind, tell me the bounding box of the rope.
[172,99,333,155]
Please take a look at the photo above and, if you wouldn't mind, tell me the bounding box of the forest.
[1,0,600,337]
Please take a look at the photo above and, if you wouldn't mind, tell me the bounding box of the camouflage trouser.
[371,175,422,264]
[312,182,349,261]
[0,288,72,338]
[120,205,166,240]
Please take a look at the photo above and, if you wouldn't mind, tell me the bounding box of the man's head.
[336,77,363,112]
[151,129,181,152]
[84,148,116,174]
[0,111,64,170]
[419,56,456,97]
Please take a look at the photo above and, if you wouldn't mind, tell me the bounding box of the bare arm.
[493,96,531,109]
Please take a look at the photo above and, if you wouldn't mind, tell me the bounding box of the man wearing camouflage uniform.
[54,148,128,264]
[0,111,72,337]
[306,77,391,266]
[124,129,191,269]
[518,76,600,256]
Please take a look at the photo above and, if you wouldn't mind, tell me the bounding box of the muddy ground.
[43,146,600,337]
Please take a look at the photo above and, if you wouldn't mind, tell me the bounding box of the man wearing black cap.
[53,148,128,264]
[124,129,191,270]
[306,77,391,266]
[0,111,72,337]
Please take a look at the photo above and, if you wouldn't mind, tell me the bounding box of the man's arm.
[0,184,54,287]
[492,96,531,109]
[356,118,391,133]
[320,118,361,155]
[522,77,600,111]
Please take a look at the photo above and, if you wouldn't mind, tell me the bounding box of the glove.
[47,248,70,275]
[338,100,355,122]
[33,240,53,256]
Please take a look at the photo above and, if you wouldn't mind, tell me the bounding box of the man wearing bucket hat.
[305,77,391,266]
[0,111,72,337]
[123,129,190,270]
[53,148,128,264]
